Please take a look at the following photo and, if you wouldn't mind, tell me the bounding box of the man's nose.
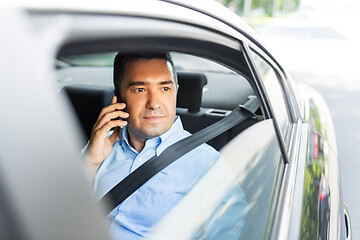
[145,91,161,109]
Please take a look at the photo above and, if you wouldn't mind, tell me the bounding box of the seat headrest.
[176,72,207,112]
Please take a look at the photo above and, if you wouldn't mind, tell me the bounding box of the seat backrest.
[63,85,114,140]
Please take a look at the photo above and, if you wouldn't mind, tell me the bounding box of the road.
[254,5,360,239]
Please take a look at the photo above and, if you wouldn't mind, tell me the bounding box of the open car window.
[57,49,285,239]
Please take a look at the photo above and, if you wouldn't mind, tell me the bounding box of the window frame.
[54,11,292,239]
[247,44,296,122]
[249,47,296,122]
[242,42,299,160]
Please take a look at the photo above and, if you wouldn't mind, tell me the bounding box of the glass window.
[250,51,290,139]
[150,120,284,240]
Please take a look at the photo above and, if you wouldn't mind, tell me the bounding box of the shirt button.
[120,214,126,220]
[138,157,143,163]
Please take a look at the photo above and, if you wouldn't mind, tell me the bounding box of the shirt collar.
[119,127,133,153]
[156,116,185,155]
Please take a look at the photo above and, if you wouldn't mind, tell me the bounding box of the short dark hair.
[113,52,177,98]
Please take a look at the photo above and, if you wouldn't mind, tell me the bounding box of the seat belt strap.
[99,98,258,215]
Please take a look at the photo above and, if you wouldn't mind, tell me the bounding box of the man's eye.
[134,88,145,92]
[162,87,170,91]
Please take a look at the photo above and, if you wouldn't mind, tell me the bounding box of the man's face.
[120,58,177,139]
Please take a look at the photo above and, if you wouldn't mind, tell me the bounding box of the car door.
[245,43,347,239]
[2,3,343,240]
[0,8,109,240]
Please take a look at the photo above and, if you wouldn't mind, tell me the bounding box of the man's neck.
[127,129,146,152]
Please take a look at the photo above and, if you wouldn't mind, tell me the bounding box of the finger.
[100,102,126,115]
[93,120,127,140]
[94,110,129,131]
[94,102,126,126]
[104,120,127,134]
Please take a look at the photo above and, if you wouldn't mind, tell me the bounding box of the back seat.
[63,84,113,142]
[63,72,257,150]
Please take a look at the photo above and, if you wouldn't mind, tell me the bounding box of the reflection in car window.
[150,156,247,239]
[250,51,290,139]
[150,120,284,240]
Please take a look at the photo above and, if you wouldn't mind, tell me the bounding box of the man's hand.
[85,95,129,172]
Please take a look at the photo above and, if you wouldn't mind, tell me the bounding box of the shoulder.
[194,143,219,157]
[184,143,220,166]
[174,117,219,161]
[175,123,219,159]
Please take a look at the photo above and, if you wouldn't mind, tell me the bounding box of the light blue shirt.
[93,116,220,239]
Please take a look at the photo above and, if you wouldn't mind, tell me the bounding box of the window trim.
[242,42,290,164]
[247,45,297,123]
[249,48,293,148]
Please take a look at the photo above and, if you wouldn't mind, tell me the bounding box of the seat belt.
[99,98,258,215]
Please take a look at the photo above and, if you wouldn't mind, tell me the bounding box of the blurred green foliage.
[299,100,325,239]
[301,161,322,239]
[222,0,300,17]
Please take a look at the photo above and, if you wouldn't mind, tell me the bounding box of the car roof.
[6,0,266,48]
[161,0,265,44]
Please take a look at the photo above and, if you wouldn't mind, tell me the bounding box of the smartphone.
[115,94,127,145]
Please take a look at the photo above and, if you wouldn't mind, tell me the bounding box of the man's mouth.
[143,116,164,121]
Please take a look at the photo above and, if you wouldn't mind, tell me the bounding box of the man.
[84,53,221,239]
